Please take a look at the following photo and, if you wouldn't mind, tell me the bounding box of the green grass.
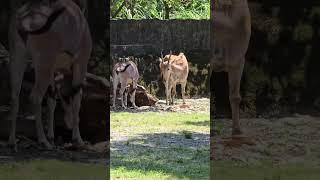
[111,112,210,180]
[0,160,108,180]
[212,162,320,180]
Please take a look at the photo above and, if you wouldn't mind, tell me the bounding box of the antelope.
[159,51,189,105]
[210,0,251,135]
[7,0,92,151]
[112,60,139,109]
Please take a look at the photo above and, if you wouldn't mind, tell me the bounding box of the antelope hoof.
[39,141,53,150]
[48,138,55,147]
[72,139,85,148]
[8,143,18,153]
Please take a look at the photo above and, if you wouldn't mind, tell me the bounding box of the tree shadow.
[111,132,210,179]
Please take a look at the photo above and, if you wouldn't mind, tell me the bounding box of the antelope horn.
[168,50,172,61]
[160,49,164,59]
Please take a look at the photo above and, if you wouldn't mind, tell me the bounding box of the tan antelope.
[159,51,189,105]
[7,0,92,151]
[112,60,139,109]
[210,0,251,135]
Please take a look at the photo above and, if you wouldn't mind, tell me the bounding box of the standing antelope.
[159,51,189,105]
[112,60,139,109]
[8,0,92,150]
[210,0,251,135]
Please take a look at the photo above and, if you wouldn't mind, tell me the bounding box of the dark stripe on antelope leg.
[47,85,59,99]
[70,84,83,98]
[61,84,83,103]
[129,88,137,94]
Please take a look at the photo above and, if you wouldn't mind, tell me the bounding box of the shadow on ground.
[0,138,109,165]
[111,132,210,179]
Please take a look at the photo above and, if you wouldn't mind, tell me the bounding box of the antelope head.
[159,50,173,81]
[16,0,64,33]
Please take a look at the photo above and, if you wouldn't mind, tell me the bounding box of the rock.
[134,85,158,106]
[0,52,109,143]
[110,79,158,107]
[55,73,109,143]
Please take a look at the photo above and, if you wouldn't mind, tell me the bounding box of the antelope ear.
[160,50,164,59]
[159,57,162,63]
[159,58,163,69]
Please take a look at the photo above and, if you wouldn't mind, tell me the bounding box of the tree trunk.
[164,1,170,19]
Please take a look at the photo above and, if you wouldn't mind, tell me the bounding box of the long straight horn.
[161,50,164,59]
[169,50,172,59]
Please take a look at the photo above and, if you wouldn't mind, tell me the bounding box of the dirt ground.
[212,114,320,166]
[110,98,210,152]
[0,138,109,164]
[110,98,210,114]
[0,104,108,165]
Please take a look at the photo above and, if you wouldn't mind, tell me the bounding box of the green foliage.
[110,0,209,19]
[293,23,313,42]
[88,40,109,77]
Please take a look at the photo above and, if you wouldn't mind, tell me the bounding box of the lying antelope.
[112,60,139,108]
[159,51,189,105]
[210,0,251,135]
[7,0,92,150]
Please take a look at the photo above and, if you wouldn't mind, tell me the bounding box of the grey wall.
[110,19,210,56]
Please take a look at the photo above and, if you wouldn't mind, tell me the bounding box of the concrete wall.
[110,19,210,56]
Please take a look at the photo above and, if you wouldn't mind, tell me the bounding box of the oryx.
[159,51,189,105]
[7,0,92,150]
[210,0,251,135]
[112,60,139,109]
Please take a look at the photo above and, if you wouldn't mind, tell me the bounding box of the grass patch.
[212,161,320,180]
[0,159,108,180]
[111,111,210,179]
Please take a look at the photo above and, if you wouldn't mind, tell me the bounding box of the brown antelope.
[210,0,251,135]
[7,0,92,151]
[112,60,139,109]
[159,51,189,105]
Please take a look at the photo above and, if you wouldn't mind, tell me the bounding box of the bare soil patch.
[212,114,320,166]
[111,98,210,114]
